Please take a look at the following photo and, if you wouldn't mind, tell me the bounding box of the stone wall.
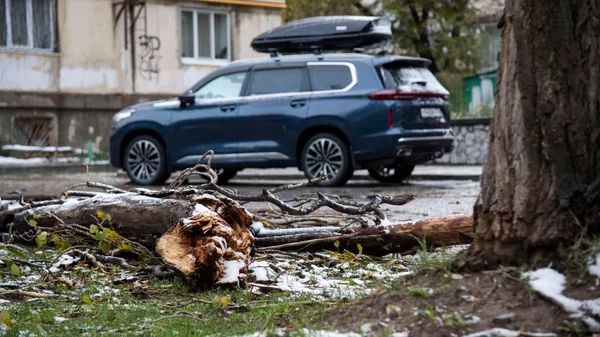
[435,118,491,165]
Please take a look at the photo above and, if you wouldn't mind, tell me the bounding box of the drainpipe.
[128,0,136,93]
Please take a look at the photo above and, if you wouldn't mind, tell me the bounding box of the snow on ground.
[1,145,84,153]
[0,156,109,167]
[523,261,600,333]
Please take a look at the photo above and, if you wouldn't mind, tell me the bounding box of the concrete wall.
[0,0,283,95]
[0,0,283,151]
[435,118,491,165]
[0,91,171,152]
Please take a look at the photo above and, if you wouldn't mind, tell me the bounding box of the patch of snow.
[465,315,481,324]
[0,299,11,305]
[54,316,68,323]
[380,217,391,227]
[524,267,600,331]
[588,253,600,278]
[217,259,246,284]
[389,333,409,337]
[192,203,218,217]
[462,328,556,337]
[360,323,373,334]
[523,268,584,313]
[2,145,83,153]
[461,295,476,302]
[251,267,270,282]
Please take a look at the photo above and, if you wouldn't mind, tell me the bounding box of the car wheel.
[368,164,415,183]
[124,135,169,185]
[301,133,353,186]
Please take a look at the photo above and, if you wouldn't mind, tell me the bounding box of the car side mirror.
[178,95,195,108]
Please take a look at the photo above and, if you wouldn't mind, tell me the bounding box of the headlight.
[113,109,134,123]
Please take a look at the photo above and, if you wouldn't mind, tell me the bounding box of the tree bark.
[255,214,474,256]
[465,0,600,268]
[10,193,194,247]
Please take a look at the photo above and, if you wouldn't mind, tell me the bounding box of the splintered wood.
[156,195,254,288]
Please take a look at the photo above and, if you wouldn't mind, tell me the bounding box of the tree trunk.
[465,0,600,268]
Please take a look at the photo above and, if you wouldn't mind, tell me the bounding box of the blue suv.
[109,52,454,186]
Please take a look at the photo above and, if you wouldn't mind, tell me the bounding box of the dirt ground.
[324,267,594,337]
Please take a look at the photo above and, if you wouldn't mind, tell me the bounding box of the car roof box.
[251,16,392,54]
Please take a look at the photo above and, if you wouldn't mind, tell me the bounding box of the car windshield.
[380,63,448,94]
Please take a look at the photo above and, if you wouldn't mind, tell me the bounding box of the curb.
[1,165,480,181]
[0,164,116,175]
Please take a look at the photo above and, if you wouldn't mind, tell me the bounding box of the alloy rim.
[305,138,344,180]
[127,140,161,182]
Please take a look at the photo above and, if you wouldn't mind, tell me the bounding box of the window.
[309,65,353,91]
[0,0,55,51]
[249,68,310,95]
[181,9,230,62]
[194,72,247,99]
[380,63,448,94]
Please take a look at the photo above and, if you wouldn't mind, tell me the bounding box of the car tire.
[368,164,415,184]
[301,133,353,186]
[123,135,170,185]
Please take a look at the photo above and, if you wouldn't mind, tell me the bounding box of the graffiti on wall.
[138,35,161,80]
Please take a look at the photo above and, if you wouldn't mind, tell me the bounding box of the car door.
[236,65,311,165]
[169,71,248,168]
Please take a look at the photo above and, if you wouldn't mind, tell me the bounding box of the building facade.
[0,0,284,152]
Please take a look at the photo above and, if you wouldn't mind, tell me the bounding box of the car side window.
[309,65,353,91]
[194,72,247,99]
[249,68,310,95]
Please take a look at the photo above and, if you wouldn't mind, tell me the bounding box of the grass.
[2,277,337,337]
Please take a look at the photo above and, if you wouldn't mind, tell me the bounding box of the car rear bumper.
[355,128,454,168]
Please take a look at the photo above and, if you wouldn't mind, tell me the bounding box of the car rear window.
[308,65,353,91]
[379,63,448,94]
[249,68,310,95]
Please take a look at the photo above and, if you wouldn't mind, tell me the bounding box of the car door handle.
[290,100,306,108]
[220,104,237,112]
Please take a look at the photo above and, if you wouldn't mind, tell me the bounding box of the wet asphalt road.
[0,171,479,223]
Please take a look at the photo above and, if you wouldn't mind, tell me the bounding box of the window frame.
[180,8,231,66]
[0,0,56,54]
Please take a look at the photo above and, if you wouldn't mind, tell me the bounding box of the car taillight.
[387,109,393,128]
[368,90,449,101]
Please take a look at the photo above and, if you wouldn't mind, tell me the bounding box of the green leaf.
[105,229,118,241]
[99,241,111,251]
[93,233,103,241]
[97,211,106,222]
[33,213,39,220]
[89,225,99,235]
[5,247,27,259]
[214,296,230,306]
[333,240,340,249]
[357,243,363,255]
[118,243,133,252]
[52,235,71,251]
[35,231,48,247]
[10,263,20,276]
[82,295,92,305]
[28,219,38,227]
[0,311,13,327]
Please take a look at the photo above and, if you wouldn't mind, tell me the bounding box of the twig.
[70,249,106,270]
[256,233,381,251]
[0,289,54,299]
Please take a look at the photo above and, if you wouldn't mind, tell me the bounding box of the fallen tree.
[0,151,473,288]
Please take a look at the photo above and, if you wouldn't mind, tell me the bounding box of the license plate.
[420,108,444,119]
